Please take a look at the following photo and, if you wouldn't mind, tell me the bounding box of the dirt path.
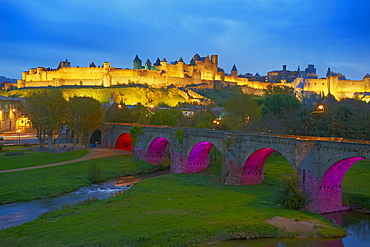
[0,148,131,173]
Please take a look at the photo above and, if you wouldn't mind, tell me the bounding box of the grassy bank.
[0,155,162,204]
[343,159,370,210]
[0,150,89,171]
[0,154,348,246]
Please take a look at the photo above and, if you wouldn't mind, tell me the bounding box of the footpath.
[0,148,131,173]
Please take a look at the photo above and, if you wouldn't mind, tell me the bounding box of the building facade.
[0,96,31,133]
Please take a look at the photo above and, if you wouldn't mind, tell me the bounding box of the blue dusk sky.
[1,0,369,80]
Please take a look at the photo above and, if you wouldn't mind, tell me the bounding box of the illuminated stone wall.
[292,75,370,100]
[18,55,370,101]
[17,55,221,89]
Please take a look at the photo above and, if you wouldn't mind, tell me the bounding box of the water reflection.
[203,211,370,247]
[203,238,343,247]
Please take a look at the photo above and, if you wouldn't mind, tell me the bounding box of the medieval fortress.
[17,54,370,102]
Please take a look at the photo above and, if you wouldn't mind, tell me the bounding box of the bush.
[129,126,143,146]
[87,163,106,183]
[275,172,309,210]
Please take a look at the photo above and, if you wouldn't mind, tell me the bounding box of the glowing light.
[12,109,16,112]
[317,104,324,112]
[117,104,123,109]
[0,110,2,114]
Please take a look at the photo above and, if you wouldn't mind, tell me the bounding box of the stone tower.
[133,55,142,69]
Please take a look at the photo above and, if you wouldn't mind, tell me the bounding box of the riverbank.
[0,154,163,204]
[0,154,349,246]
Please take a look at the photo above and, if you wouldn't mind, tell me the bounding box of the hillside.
[0,86,187,106]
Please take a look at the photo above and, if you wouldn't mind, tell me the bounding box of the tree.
[329,99,370,140]
[194,109,216,129]
[130,103,152,124]
[261,94,302,134]
[151,109,183,127]
[19,89,67,149]
[67,96,102,147]
[104,103,132,123]
[263,85,295,97]
[222,94,261,131]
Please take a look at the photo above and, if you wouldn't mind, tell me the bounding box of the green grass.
[0,155,162,204]
[343,159,370,210]
[0,153,347,246]
[0,150,88,170]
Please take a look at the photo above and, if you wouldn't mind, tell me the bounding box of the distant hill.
[0,76,18,84]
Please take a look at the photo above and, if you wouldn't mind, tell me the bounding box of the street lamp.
[17,129,21,145]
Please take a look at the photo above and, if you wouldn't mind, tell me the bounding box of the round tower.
[133,55,142,69]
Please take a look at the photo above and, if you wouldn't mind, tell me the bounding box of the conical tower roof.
[134,55,141,62]
[154,58,161,66]
[231,64,238,72]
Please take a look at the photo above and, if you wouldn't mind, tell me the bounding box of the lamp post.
[17,129,21,145]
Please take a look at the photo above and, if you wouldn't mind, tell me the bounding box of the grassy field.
[0,154,162,204]
[0,150,89,171]
[0,153,350,246]
[343,159,370,209]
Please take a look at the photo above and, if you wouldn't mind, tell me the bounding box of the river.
[0,174,153,230]
[203,210,370,246]
[1,173,370,246]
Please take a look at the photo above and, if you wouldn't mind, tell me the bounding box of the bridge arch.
[115,133,132,151]
[89,130,102,145]
[186,141,218,173]
[241,148,276,185]
[146,137,170,165]
[316,157,365,213]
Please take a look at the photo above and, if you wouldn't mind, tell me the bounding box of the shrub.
[175,129,185,143]
[87,163,106,183]
[275,172,309,210]
[129,126,143,146]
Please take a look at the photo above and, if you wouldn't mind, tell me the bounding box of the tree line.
[20,86,370,148]
[20,89,102,149]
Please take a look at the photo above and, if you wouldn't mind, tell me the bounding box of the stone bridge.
[98,123,370,214]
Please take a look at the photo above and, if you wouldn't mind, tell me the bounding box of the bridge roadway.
[99,123,370,213]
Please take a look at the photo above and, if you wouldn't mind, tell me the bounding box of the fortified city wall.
[17,54,370,101]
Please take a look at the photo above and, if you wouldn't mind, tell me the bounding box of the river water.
[0,175,143,230]
[1,173,370,247]
[203,210,370,247]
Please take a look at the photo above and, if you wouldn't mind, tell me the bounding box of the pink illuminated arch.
[146,137,170,165]
[241,148,276,185]
[320,157,364,189]
[186,141,215,173]
[318,157,364,213]
[115,133,132,151]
